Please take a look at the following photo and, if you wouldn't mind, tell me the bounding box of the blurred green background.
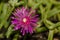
[0,0,60,40]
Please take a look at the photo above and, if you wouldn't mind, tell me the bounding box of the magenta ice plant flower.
[11,7,38,35]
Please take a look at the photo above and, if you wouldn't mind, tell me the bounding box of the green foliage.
[0,0,60,40]
[8,0,24,7]
[48,30,54,40]
[5,25,13,38]
[13,34,20,40]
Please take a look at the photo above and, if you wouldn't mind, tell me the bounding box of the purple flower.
[11,7,38,35]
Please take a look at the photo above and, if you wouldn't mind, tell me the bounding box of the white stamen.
[23,18,27,23]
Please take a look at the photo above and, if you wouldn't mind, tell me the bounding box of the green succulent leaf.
[48,30,54,40]
[36,27,47,33]
[47,8,60,18]
[5,25,14,38]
